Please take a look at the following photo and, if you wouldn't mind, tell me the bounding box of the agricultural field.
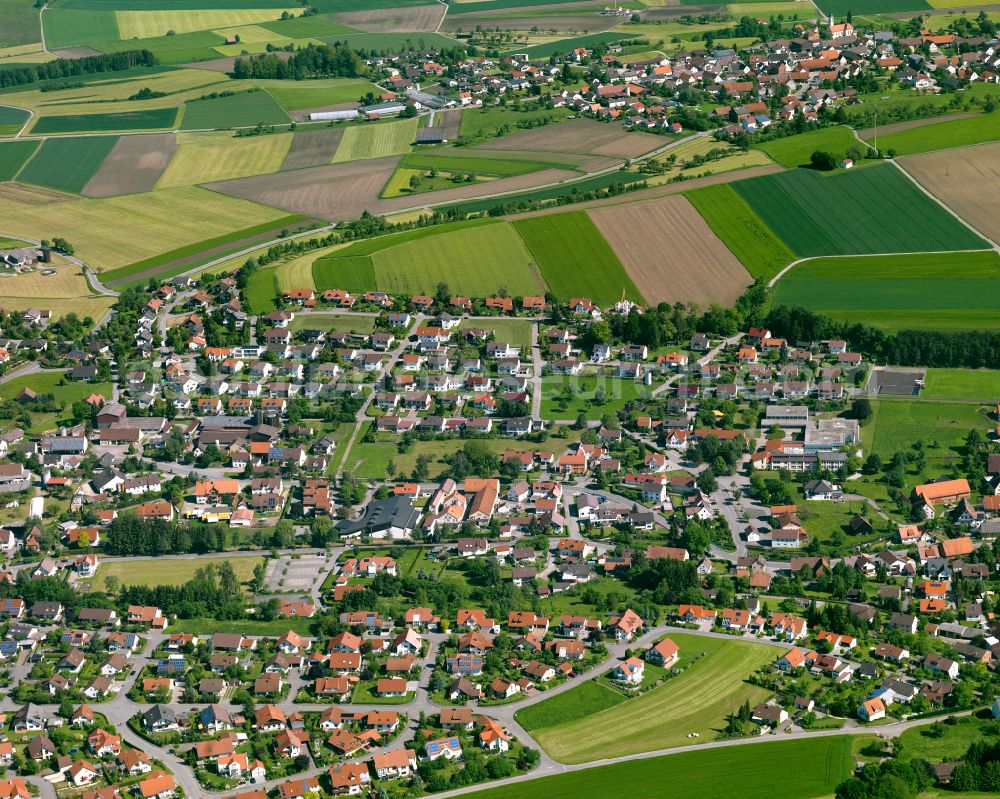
[157,130,293,188]
[17,136,119,194]
[0,140,39,181]
[0,184,288,270]
[332,117,419,163]
[770,251,1000,332]
[754,125,861,168]
[280,128,345,170]
[455,737,857,799]
[29,108,178,135]
[519,633,778,763]
[180,89,290,130]
[288,313,376,334]
[333,4,446,32]
[900,142,1000,244]
[400,151,558,177]
[872,110,1000,156]
[457,318,533,350]
[0,107,30,137]
[42,8,120,50]
[921,369,1000,400]
[114,8,299,39]
[82,133,178,198]
[685,182,796,283]
[458,105,572,143]
[0,261,115,320]
[589,195,752,306]
[514,211,643,307]
[260,78,378,112]
[731,163,988,256]
[313,219,544,296]
[381,167,492,198]
[811,0,929,13]
[514,32,631,58]
[95,555,264,591]
[97,30,227,62]
[0,0,40,48]
[477,117,662,161]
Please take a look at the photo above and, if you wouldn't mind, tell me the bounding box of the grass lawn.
[897,715,1000,764]
[732,164,988,256]
[770,251,1000,332]
[514,211,644,307]
[872,110,1000,155]
[686,182,796,283]
[540,375,641,421]
[922,368,1000,400]
[0,371,112,404]
[754,126,861,168]
[450,734,863,799]
[515,680,625,731]
[457,318,532,350]
[94,556,264,591]
[862,399,989,487]
[289,313,376,334]
[520,632,778,763]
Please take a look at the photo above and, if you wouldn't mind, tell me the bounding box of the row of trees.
[231,43,364,80]
[0,50,157,89]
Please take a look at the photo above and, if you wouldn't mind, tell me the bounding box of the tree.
[810,150,837,171]
[850,398,872,421]
[697,468,718,493]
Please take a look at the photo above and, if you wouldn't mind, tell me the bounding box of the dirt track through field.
[280,128,344,171]
[589,194,752,305]
[477,118,662,159]
[82,133,177,198]
[334,4,446,31]
[898,141,1000,244]
[856,113,977,140]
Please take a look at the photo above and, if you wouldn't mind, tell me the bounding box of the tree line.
[0,50,157,90]
[230,43,364,80]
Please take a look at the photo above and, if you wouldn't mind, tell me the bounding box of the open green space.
[540,375,641,421]
[862,399,989,486]
[922,368,1000,400]
[811,0,929,13]
[686,182,796,282]
[95,556,264,591]
[770,251,1000,333]
[458,318,533,350]
[260,78,377,112]
[873,111,1000,156]
[0,0,40,47]
[312,218,543,297]
[17,135,119,193]
[732,163,988,256]
[0,139,39,181]
[513,32,632,58]
[454,736,858,799]
[0,371,113,405]
[95,30,225,63]
[515,680,626,731]
[170,616,314,635]
[519,632,778,763]
[897,715,1000,764]
[30,108,178,134]
[288,313,376,334]
[181,89,290,130]
[514,211,642,307]
[754,126,861,168]
[43,8,120,49]
[0,107,30,137]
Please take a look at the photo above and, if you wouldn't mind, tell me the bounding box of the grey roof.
[337,495,420,536]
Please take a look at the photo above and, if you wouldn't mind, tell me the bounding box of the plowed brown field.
[334,4,446,31]
[588,194,752,305]
[477,118,661,160]
[83,133,177,197]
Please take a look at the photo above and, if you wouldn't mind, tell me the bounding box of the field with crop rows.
[732,164,988,256]
[30,108,177,134]
[261,78,377,112]
[332,117,419,162]
[770,251,1000,332]
[871,111,1000,155]
[0,140,39,181]
[17,136,119,193]
[114,8,298,38]
[157,130,292,187]
[181,90,290,130]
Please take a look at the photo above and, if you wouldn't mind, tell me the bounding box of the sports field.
[921,369,1000,400]
[872,111,1000,156]
[332,117,418,162]
[0,140,39,181]
[732,164,988,256]
[157,130,293,187]
[684,182,795,282]
[17,136,119,194]
[514,212,643,307]
[770,251,1000,332]
[95,555,264,591]
[115,8,298,38]
[755,125,861,168]
[181,90,290,130]
[30,108,178,135]
[519,633,777,763]
[313,219,544,296]
[0,185,287,270]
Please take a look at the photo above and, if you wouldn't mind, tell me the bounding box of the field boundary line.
[890,157,1000,253]
[767,247,995,288]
